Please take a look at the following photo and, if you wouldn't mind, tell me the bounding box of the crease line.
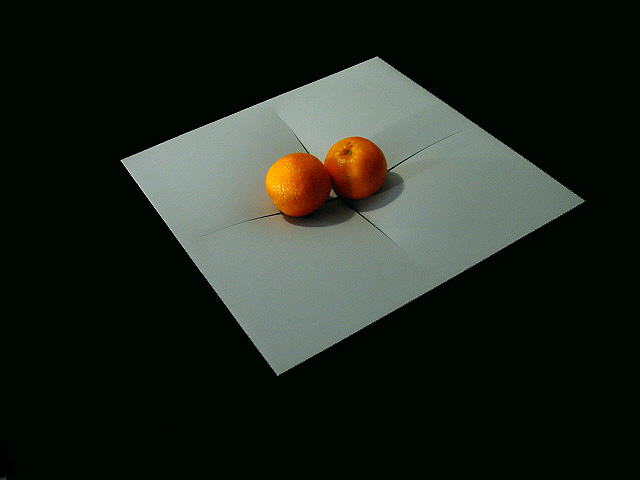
[200,212,282,238]
[387,129,463,172]
[200,198,341,238]
[340,198,403,250]
[274,111,310,154]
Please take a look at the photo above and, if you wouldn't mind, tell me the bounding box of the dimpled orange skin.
[324,136,387,199]
[265,152,332,217]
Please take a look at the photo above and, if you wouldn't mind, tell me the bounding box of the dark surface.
[4,9,611,479]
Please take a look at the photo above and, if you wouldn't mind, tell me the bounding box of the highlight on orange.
[265,152,332,217]
[324,136,387,199]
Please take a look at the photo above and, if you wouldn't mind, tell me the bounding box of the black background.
[3,7,613,479]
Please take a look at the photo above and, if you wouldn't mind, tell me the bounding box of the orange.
[324,136,387,199]
[265,152,332,217]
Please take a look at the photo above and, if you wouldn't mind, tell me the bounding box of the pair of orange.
[265,136,387,217]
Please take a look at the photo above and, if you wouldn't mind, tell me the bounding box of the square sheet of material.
[122,57,584,375]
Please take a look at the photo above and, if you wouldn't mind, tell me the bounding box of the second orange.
[324,136,387,199]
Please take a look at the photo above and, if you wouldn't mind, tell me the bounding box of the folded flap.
[349,127,584,283]
[270,57,451,159]
[122,104,306,245]
[370,103,470,170]
[191,199,426,375]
